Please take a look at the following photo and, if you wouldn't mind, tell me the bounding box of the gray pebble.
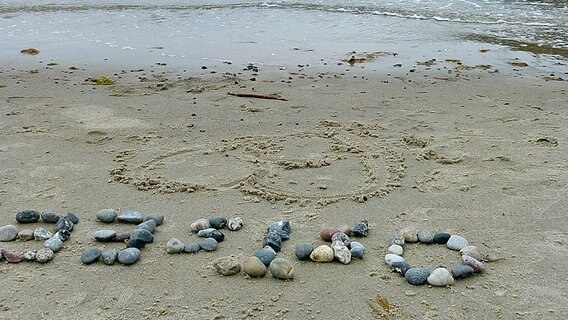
[405,267,430,285]
[117,210,144,224]
[94,230,117,242]
[451,265,475,279]
[96,209,117,223]
[389,234,405,246]
[118,248,140,265]
[34,227,53,241]
[417,230,434,243]
[126,238,146,249]
[184,242,201,253]
[0,225,18,242]
[131,228,154,243]
[44,236,63,252]
[144,214,164,226]
[16,210,40,223]
[36,248,54,263]
[294,243,313,260]
[166,238,185,253]
[40,211,60,224]
[199,238,218,251]
[433,232,451,244]
[101,249,118,265]
[81,247,101,264]
[137,220,157,234]
[254,247,277,266]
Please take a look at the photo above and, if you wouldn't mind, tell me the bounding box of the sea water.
[1,0,566,73]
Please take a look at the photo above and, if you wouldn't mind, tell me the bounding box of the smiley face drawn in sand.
[110,120,406,206]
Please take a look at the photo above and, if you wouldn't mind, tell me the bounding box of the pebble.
[427,267,455,286]
[331,231,350,245]
[451,265,475,279]
[55,229,71,242]
[166,238,185,253]
[401,227,418,243]
[117,210,144,224]
[310,245,334,262]
[34,227,53,241]
[254,247,277,266]
[131,228,154,243]
[114,232,131,242]
[81,247,102,264]
[320,227,340,241]
[417,230,434,243]
[461,255,485,273]
[351,220,369,237]
[96,209,118,223]
[267,220,291,240]
[294,243,313,260]
[338,224,352,236]
[213,256,241,276]
[389,234,405,246]
[137,219,157,234]
[40,211,60,223]
[262,230,282,252]
[23,250,37,262]
[94,230,117,242]
[16,210,40,223]
[405,267,430,285]
[349,241,365,259]
[126,238,146,249]
[55,217,73,232]
[17,229,34,241]
[385,254,405,266]
[190,218,210,233]
[390,261,412,275]
[65,213,80,224]
[199,238,218,251]
[227,216,243,231]
[459,246,482,260]
[446,235,469,250]
[432,232,451,244]
[101,249,118,265]
[197,228,225,242]
[243,256,267,277]
[44,236,63,252]
[209,216,227,229]
[269,258,296,280]
[388,244,404,256]
[35,248,54,263]
[0,225,19,242]
[144,213,164,226]
[3,249,23,263]
[184,242,201,253]
[118,248,141,265]
[331,240,351,264]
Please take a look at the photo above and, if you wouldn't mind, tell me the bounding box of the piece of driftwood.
[227,92,287,101]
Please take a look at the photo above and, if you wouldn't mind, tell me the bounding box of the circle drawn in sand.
[110,121,406,205]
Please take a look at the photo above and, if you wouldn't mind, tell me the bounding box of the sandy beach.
[0,54,567,320]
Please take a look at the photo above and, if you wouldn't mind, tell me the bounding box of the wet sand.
[0,56,567,319]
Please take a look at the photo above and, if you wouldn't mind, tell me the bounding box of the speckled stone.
[209,216,227,229]
[244,256,267,277]
[55,217,73,232]
[269,258,296,280]
[254,247,277,266]
[23,250,37,262]
[166,238,185,253]
[101,249,118,265]
[40,211,61,224]
[390,261,412,275]
[427,267,455,286]
[417,230,434,243]
[118,248,140,265]
[405,267,430,285]
[0,225,18,242]
[94,230,117,242]
[43,236,63,252]
[35,248,54,263]
[81,247,102,264]
[34,227,53,241]
[144,214,164,226]
[184,242,201,253]
[17,229,34,241]
[117,210,143,224]
[459,246,482,261]
[447,235,469,250]
[451,265,475,279]
[199,238,218,251]
[227,217,243,231]
[310,245,334,262]
[389,234,405,246]
[213,256,241,276]
[351,220,369,237]
[385,254,405,266]
[55,229,71,242]
[388,244,404,256]
[16,210,40,223]
[294,243,313,260]
[96,209,118,223]
[331,240,351,264]
[137,220,157,234]
[432,232,451,244]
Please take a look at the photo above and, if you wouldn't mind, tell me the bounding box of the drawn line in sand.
[110,121,406,206]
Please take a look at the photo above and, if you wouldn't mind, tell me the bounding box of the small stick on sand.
[228,92,287,101]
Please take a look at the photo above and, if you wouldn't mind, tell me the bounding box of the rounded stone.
[126,238,146,249]
[101,249,118,265]
[385,254,405,266]
[213,256,241,276]
[331,231,350,245]
[55,217,73,232]
[144,213,164,226]
[432,232,451,244]
[199,238,218,251]
[184,242,201,253]
[17,229,34,241]
[331,240,351,264]
[94,230,117,242]
[118,248,141,265]
[310,245,334,262]
[320,227,340,241]
[447,235,469,250]
[389,234,405,246]
[16,210,40,223]
[136,220,157,234]
[388,244,404,256]
[451,265,475,279]
[40,211,60,224]
[427,267,455,286]
[254,247,277,266]
[227,216,243,231]
[117,210,143,224]
[350,241,365,259]
[459,246,482,260]
[190,218,210,233]
[23,250,37,262]
[244,256,267,277]
[3,249,23,263]
[44,236,63,252]
[81,247,102,264]
[34,227,53,241]
[35,248,54,263]
[0,225,19,242]
[461,255,485,273]
[351,220,369,237]
[166,238,185,253]
[417,230,434,243]
[294,243,313,260]
[65,213,80,224]
[96,209,118,223]
[131,228,154,243]
[55,229,71,242]
[405,267,430,285]
[391,261,412,275]
[198,228,224,242]
[269,258,296,280]
[401,227,418,243]
[209,216,227,229]
[114,232,131,242]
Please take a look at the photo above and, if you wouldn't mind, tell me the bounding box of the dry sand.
[0,58,567,320]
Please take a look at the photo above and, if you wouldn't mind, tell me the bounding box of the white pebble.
[387,244,404,256]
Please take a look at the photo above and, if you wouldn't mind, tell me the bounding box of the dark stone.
[254,247,276,266]
[262,230,282,252]
[294,243,313,260]
[94,230,117,242]
[433,232,451,244]
[452,265,475,279]
[40,211,60,224]
[55,229,71,241]
[136,220,156,234]
[209,216,227,229]
[144,214,164,226]
[55,217,73,232]
[131,229,154,243]
[16,210,40,223]
[81,247,101,264]
[267,220,291,240]
[391,261,412,276]
[204,229,225,242]
[351,220,369,237]
[114,232,131,242]
[126,238,146,249]
[65,213,79,224]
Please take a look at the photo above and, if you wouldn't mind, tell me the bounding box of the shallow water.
[1,0,566,73]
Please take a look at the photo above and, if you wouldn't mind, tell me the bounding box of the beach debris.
[480,48,490,53]
[269,258,296,280]
[507,60,528,67]
[213,256,241,276]
[342,51,395,65]
[20,48,40,55]
[541,75,564,81]
[417,59,437,66]
[85,76,114,85]
[228,91,288,101]
[243,256,267,277]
